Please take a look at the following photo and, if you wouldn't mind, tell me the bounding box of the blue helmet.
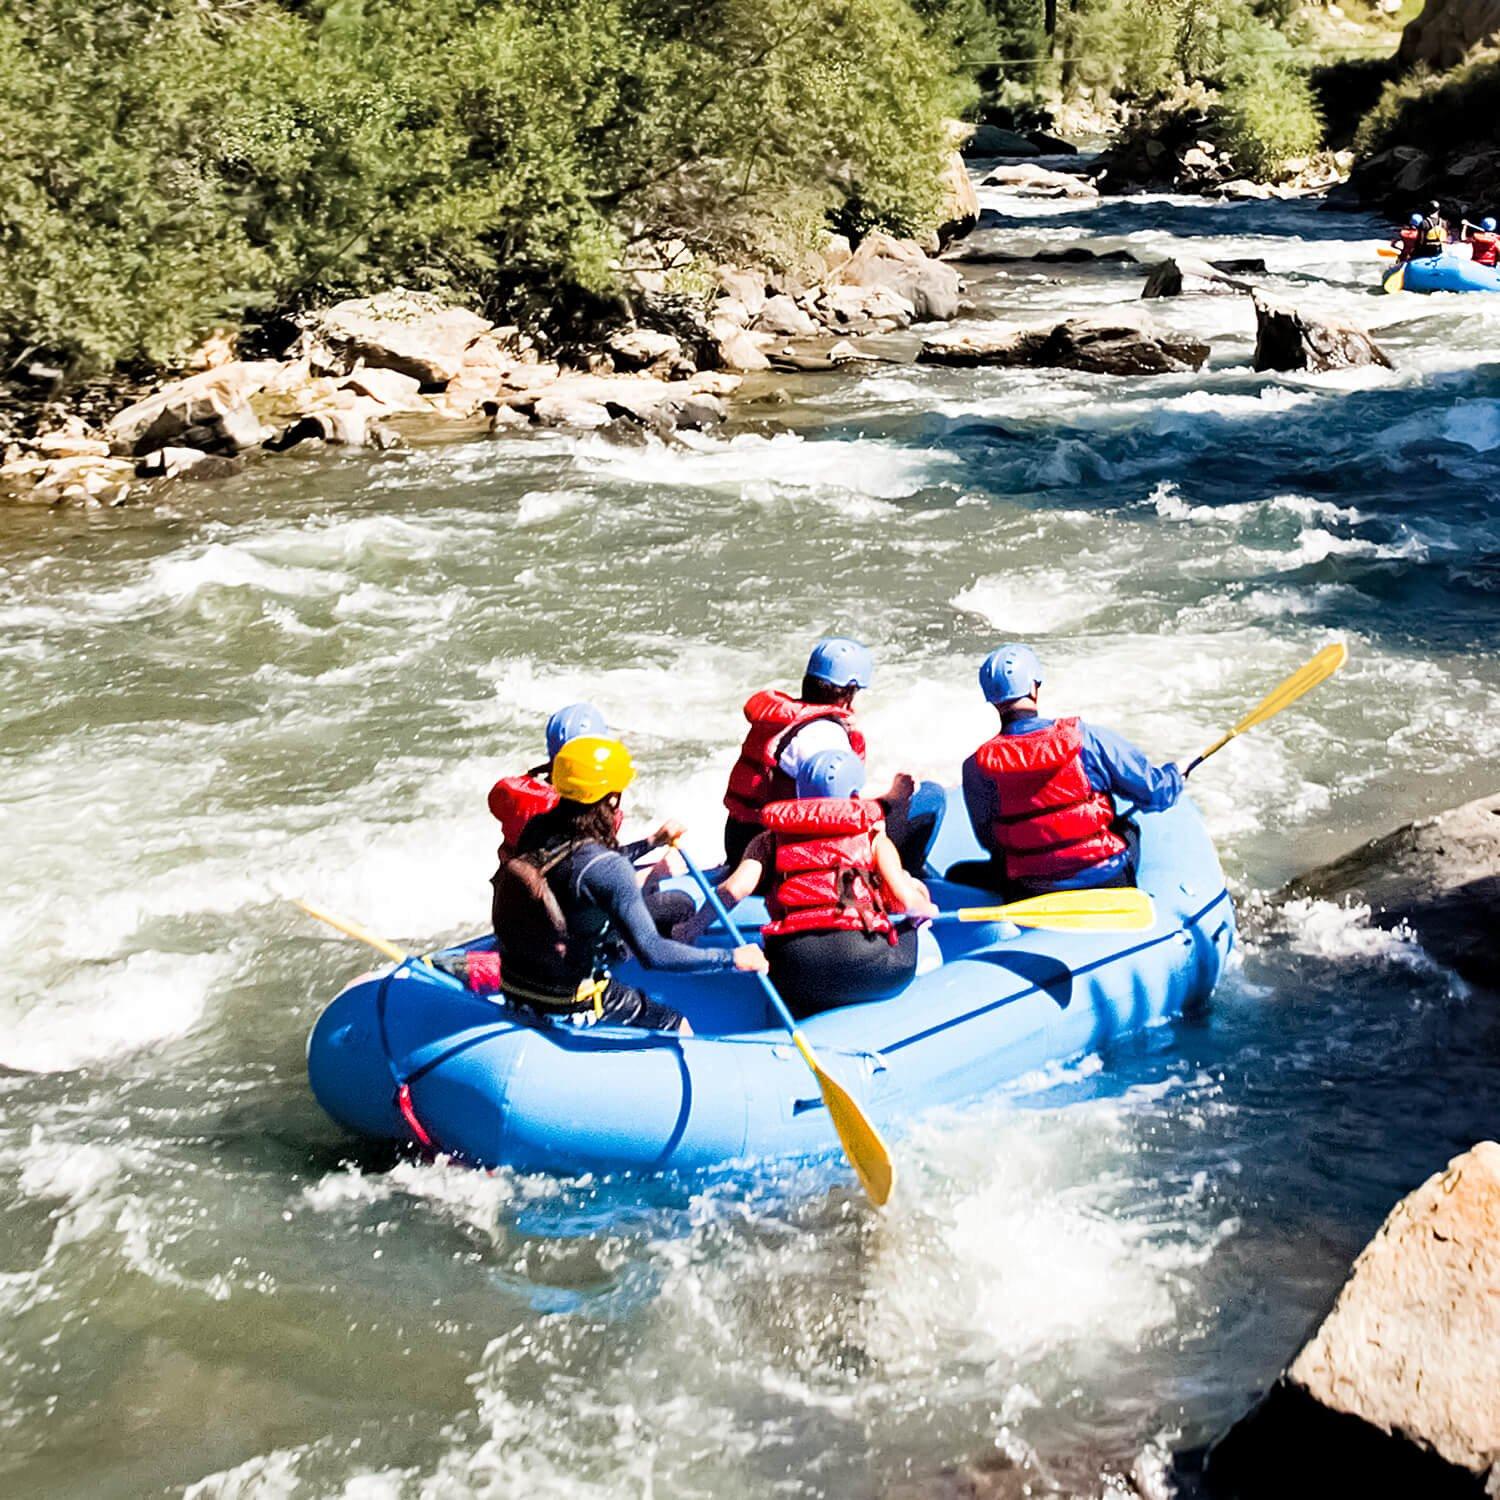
[545,702,608,760]
[1409,213,1423,226]
[979,643,1043,704]
[805,637,874,690]
[1484,217,1497,232]
[796,749,867,800]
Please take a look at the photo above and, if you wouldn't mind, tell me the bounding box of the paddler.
[1414,201,1448,258]
[949,643,1183,896]
[681,750,936,1017]
[1463,215,1499,266]
[722,636,943,871]
[492,736,766,1033]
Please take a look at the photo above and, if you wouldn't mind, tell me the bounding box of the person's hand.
[888,772,916,804]
[732,944,769,973]
[651,819,687,848]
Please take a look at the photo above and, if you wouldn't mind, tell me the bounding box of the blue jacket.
[961,714,1183,889]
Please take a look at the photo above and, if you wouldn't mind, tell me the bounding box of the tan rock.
[339,366,425,410]
[919,311,1209,375]
[981,162,1098,201]
[1252,295,1393,374]
[754,294,819,338]
[834,231,962,322]
[1207,1142,1500,1494]
[717,268,768,321]
[295,289,493,385]
[711,319,772,372]
[815,282,917,332]
[821,234,854,274]
[532,393,613,428]
[937,149,980,243]
[184,330,237,371]
[106,361,283,455]
[33,432,110,459]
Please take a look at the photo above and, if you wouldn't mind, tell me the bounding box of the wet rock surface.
[919,311,1210,375]
[1253,294,1394,373]
[1206,1141,1500,1498]
[1285,791,1500,986]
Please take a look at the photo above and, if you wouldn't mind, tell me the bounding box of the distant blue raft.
[306,790,1235,1178]
[1385,251,1500,294]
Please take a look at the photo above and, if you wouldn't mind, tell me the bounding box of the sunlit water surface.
[2,181,1498,1498]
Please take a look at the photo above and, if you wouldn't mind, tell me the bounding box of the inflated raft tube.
[1386,252,1500,294]
[306,789,1235,1177]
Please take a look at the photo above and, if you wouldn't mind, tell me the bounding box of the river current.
[2,179,1498,1498]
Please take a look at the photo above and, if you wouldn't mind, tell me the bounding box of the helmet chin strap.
[999,692,1040,721]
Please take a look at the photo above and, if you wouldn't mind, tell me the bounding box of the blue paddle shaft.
[676,846,801,1038]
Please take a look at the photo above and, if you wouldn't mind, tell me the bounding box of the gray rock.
[296,290,493,385]
[937,148,980,244]
[1026,129,1077,156]
[962,124,1041,158]
[1284,792,1500,986]
[717,267,768,321]
[1206,1140,1500,1497]
[919,311,1210,375]
[981,163,1098,200]
[135,446,242,481]
[338,366,425,409]
[1253,295,1394,374]
[531,393,613,429]
[1141,255,1253,298]
[710,319,772,372]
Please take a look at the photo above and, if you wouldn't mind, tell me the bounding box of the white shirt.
[775,718,854,785]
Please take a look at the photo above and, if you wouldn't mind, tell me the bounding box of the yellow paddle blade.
[1192,641,1348,768]
[956,887,1156,931]
[294,898,411,966]
[1381,264,1405,295]
[793,1031,894,1206]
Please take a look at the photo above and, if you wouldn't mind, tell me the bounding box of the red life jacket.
[760,797,895,941]
[973,718,1127,883]
[487,772,558,854]
[1471,232,1499,267]
[723,690,867,824]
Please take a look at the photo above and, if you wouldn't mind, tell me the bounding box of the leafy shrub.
[1353,44,1500,157]
[0,0,975,377]
[1215,26,1325,175]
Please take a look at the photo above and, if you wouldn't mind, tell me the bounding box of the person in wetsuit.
[492,736,766,1033]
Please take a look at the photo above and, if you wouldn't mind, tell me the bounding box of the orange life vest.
[973,718,1127,882]
[723,691,867,824]
[760,796,895,941]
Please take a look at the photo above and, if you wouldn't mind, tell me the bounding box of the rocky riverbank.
[0,227,966,508]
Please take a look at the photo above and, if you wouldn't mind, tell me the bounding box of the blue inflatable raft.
[306,790,1235,1178]
[1384,250,1500,294]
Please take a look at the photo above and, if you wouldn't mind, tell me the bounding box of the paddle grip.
[676,847,801,1038]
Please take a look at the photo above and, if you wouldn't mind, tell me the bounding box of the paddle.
[930,887,1155,931]
[293,897,426,968]
[674,844,894,1208]
[1377,246,1399,258]
[1381,263,1406,295]
[1184,641,1348,777]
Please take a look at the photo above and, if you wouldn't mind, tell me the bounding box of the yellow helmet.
[550,736,635,804]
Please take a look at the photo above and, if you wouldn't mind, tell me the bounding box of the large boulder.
[835,232,962,322]
[1142,255,1254,298]
[962,124,1042,159]
[105,361,282,456]
[937,149,980,244]
[1400,0,1500,69]
[919,311,1210,375]
[1206,1141,1500,1497]
[295,289,494,385]
[1284,791,1500,987]
[1253,295,1394,374]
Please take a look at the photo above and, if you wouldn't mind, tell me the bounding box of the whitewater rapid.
[1,178,1497,1497]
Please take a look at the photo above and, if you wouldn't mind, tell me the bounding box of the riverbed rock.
[1,452,137,505]
[1205,1141,1500,1497]
[711,319,772,372]
[32,431,111,459]
[1284,791,1500,987]
[835,232,962,322]
[135,446,242,482]
[962,124,1042,158]
[717,267,769,322]
[106,361,283,456]
[295,290,493,385]
[1252,295,1394,374]
[338,366,426,410]
[1141,255,1253,298]
[919,311,1210,375]
[981,163,1098,200]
